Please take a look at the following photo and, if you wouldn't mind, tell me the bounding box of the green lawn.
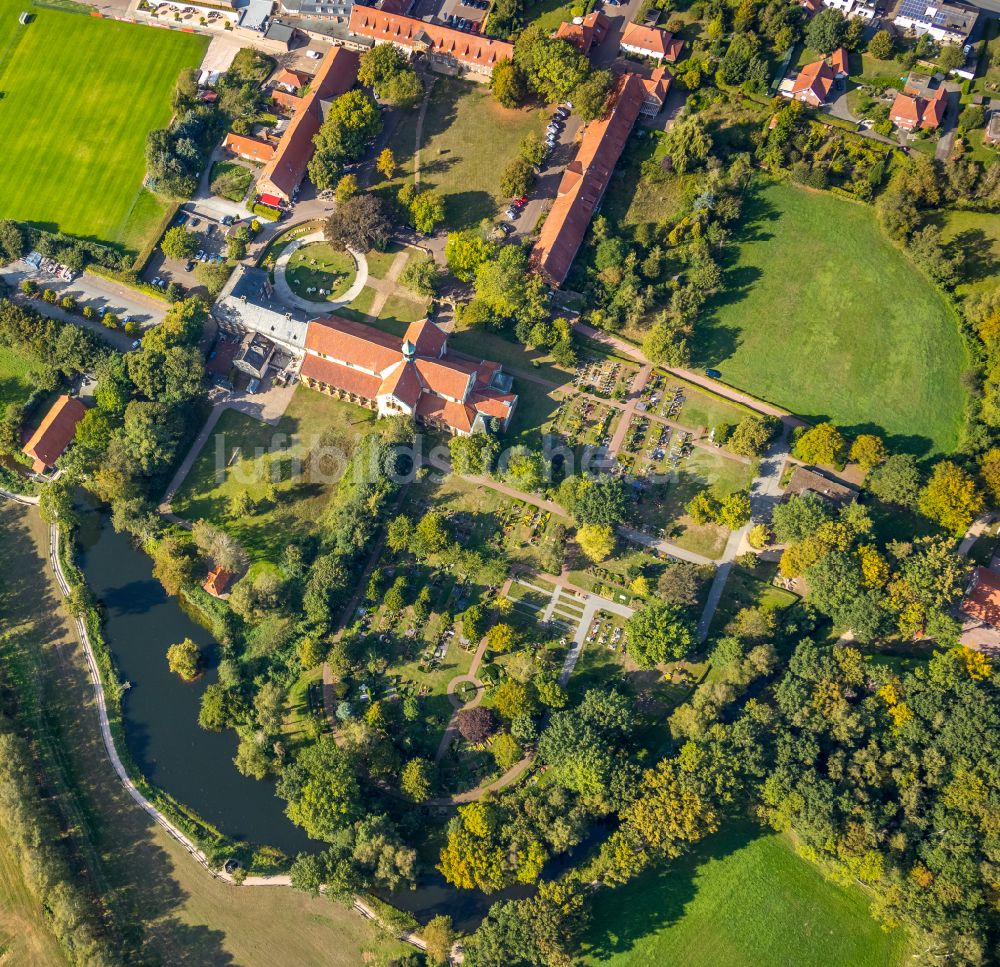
[286,242,356,302]
[387,78,548,229]
[582,821,910,967]
[0,7,206,252]
[709,563,799,636]
[694,181,967,455]
[932,209,1000,301]
[171,388,377,561]
[209,161,253,202]
[0,344,36,409]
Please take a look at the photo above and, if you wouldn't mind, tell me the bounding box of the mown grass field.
[694,181,967,455]
[581,821,910,967]
[0,6,206,251]
[0,344,36,409]
[0,501,410,966]
[932,208,1000,301]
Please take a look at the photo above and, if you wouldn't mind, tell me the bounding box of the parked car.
[185,260,195,272]
[247,378,261,394]
[130,339,141,351]
[306,49,322,59]
[514,195,528,206]
[504,207,517,219]
[705,368,722,379]
[206,223,216,234]
[190,217,201,227]
[221,215,235,226]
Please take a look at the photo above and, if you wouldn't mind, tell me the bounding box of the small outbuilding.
[22,394,86,474]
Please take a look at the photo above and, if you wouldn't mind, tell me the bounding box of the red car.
[514,196,528,206]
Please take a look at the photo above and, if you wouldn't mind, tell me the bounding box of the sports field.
[0,6,206,251]
[693,181,967,455]
[581,822,910,967]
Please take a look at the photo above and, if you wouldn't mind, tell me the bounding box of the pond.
[74,507,562,928]
[75,508,314,858]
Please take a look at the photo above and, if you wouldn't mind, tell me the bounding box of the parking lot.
[142,206,232,296]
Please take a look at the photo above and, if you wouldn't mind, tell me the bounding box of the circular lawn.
[286,242,357,303]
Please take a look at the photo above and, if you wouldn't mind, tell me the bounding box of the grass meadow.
[0,6,206,252]
[693,181,966,455]
[581,821,910,967]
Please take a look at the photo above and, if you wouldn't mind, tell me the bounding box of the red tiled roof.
[272,89,304,112]
[555,10,608,54]
[620,23,683,61]
[414,357,473,401]
[532,73,645,286]
[790,58,835,104]
[404,318,448,357]
[962,567,1000,627]
[379,361,423,406]
[273,67,310,90]
[22,395,86,473]
[470,390,516,420]
[890,91,921,126]
[348,7,513,70]
[203,566,233,597]
[223,133,276,162]
[830,47,849,76]
[300,353,384,398]
[416,394,474,433]
[258,46,360,200]
[643,65,672,104]
[306,314,403,373]
[922,87,947,129]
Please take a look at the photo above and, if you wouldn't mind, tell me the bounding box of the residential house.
[256,44,360,202]
[203,567,234,598]
[890,86,947,130]
[555,10,608,55]
[830,46,849,78]
[783,466,859,507]
[619,22,684,62]
[22,395,86,474]
[299,316,518,434]
[531,73,647,286]
[222,132,277,163]
[893,0,977,45]
[348,6,514,78]
[272,67,310,92]
[640,66,672,117]
[785,55,837,106]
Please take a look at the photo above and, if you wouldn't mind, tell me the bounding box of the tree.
[575,68,613,122]
[376,147,396,180]
[491,732,522,771]
[868,28,893,60]
[380,69,423,107]
[324,194,394,252]
[399,255,439,298]
[195,260,233,298]
[868,453,922,506]
[918,460,983,534]
[400,758,433,802]
[501,445,547,492]
[422,915,456,966]
[771,492,831,544]
[199,683,240,731]
[491,59,526,108]
[513,29,589,102]
[277,736,361,842]
[728,416,778,457]
[413,511,450,557]
[849,434,887,473]
[657,562,701,606]
[938,43,965,72]
[493,679,536,720]
[806,8,846,53]
[519,133,547,167]
[166,638,201,681]
[663,115,711,174]
[499,157,536,199]
[308,90,382,190]
[626,603,695,667]
[151,535,195,596]
[686,491,720,525]
[161,226,197,261]
[576,523,615,562]
[0,219,25,264]
[450,433,499,475]
[717,493,752,530]
[572,476,628,527]
[485,623,518,654]
[909,224,959,287]
[794,422,846,466]
[457,706,496,743]
[191,520,247,573]
[359,43,407,88]
[408,189,445,234]
[446,230,496,282]
[748,523,771,549]
[334,173,358,202]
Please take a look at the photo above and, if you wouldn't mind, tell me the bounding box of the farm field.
[581,821,911,967]
[0,501,410,967]
[0,8,206,252]
[694,181,966,455]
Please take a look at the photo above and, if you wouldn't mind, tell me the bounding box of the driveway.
[513,112,584,241]
[591,0,650,67]
[1,263,167,335]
